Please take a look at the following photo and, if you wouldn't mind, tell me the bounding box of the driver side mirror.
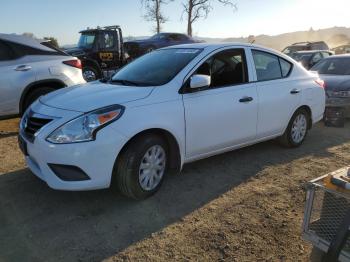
[190,74,211,89]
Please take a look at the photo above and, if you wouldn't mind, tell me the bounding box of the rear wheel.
[23,86,56,113]
[279,109,309,147]
[113,134,168,199]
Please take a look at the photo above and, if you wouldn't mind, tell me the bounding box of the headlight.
[46,105,124,144]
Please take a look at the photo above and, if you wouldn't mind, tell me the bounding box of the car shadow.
[0,123,349,262]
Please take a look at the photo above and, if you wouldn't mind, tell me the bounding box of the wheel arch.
[81,59,102,76]
[19,79,66,114]
[118,128,182,173]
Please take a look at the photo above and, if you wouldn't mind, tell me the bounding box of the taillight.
[315,78,325,89]
[63,59,82,69]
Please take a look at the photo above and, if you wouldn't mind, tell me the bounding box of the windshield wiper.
[109,79,141,86]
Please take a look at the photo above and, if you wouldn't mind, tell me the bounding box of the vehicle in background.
[310,55,350,127]
[124,33,203,59]
[19,43,325,199]
[0,34,85,120]
[282,41,329,57]
[291,50,333,70]
[331,44,350,55]
[65,25,128,82]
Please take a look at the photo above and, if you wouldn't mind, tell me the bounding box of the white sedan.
[19,43,325,199]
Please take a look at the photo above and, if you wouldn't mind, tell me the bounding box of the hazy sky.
[1,0,349,45]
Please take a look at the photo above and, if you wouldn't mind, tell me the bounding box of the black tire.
[279,108,310,148]
[23,87,56,113]
[82,66,100,82]
[112,134,168,200]
[310,247,325,262]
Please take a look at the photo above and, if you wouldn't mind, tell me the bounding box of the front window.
[78,33,96,49]
[311,58,350,75]
[194,49,248,88]
[111,48,202,86]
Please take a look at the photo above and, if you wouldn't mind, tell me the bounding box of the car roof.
[0,33,55,52]
[163,42,281,54]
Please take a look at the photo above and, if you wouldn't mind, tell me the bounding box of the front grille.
[23,112,53,142]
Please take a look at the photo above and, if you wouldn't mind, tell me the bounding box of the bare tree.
[182,0,237,36]
[141,0,173,34]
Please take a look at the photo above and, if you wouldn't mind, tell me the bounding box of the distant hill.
[199,26,350,51]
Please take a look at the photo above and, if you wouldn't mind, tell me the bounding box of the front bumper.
[19,101,127,191]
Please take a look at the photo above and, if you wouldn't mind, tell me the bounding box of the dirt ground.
[1,118,350,262]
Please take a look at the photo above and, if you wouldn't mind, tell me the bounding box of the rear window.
[311,58,350,75]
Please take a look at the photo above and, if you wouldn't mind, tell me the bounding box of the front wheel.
[82,66,99,82]
[279,109,309,147]
[113,134,168,199]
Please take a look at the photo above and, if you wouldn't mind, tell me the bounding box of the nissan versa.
[19,43,325,199]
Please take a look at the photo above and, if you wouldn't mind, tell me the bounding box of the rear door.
[183,48,258,158]
[250,49,301,138]
[0,40,36,116]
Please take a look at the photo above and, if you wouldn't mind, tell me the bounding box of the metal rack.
[303,170,350,262]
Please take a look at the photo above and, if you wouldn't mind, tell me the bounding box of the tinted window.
[252,50,282,81]
[311,58,350,75]
[0,40,15,61]
[195,49,247,88]
[101,32,115,49]
[112,48,202,86]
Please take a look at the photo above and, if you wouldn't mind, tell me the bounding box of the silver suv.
[0,34,85,119]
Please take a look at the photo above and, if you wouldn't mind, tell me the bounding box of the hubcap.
[291,114,307,143]
[138,145,166,191]
[83,70,97,82]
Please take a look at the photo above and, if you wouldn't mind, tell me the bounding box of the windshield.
[311,58,350,75]
[78,33,96,49]
[111,48,202,86]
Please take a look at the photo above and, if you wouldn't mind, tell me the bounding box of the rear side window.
[252,50,292,81]
[0,40,15,61]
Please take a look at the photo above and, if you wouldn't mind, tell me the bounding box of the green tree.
[43,37,59,48]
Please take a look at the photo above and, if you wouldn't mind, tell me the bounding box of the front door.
[182,48,258,158]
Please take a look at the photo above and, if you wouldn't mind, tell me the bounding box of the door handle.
[290,89,301,94]
[239,96,253,103]
[15,65,32,71]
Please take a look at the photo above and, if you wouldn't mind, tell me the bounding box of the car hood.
[319,75,350,91]
[40,81,154,112]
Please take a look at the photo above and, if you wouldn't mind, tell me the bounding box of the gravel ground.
[0,118,349,262]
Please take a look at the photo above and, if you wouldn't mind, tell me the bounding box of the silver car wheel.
[291,114,307,143]
[83,69,97,82]
[138,145,166,191]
